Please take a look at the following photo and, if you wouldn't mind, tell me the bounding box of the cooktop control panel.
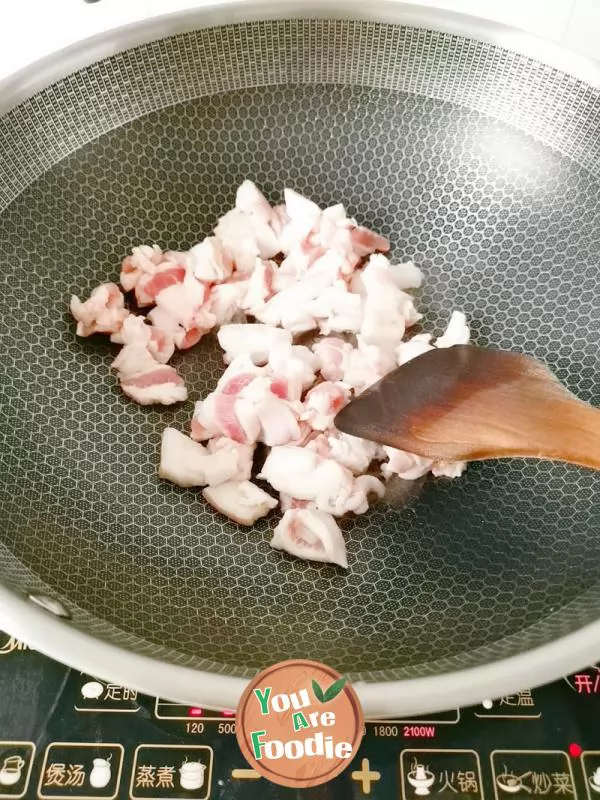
[1,631,599,798]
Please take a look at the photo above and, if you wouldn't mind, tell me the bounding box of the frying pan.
[0,1,599,717]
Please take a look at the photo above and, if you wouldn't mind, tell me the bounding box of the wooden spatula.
[334,345,600,470]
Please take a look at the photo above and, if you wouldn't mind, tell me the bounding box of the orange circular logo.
[236,659,364,788]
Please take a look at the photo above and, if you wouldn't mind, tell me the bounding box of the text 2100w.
[372,725,436,737]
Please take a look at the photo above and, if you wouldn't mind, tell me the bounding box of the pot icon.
[0,755,25,787]
[179,760,206,791]
[407,759,435,796]
[90,757,111,789]
[589,768,600,794]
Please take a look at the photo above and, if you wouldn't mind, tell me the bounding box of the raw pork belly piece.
[203,481,278,526]
[271,509,348,568]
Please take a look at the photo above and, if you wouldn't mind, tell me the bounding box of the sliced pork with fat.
[111,341,187,406]
[271,509,348,568]
[258,446,373,517]
[119,244,166,293]
[70,283,128,338]
[312,337,355,382]
[119,367,187,406]
[302,382,351,432]
[111,315,174,364]
[134,262,187,308]
[396,333,434,366]
[203,481,278,526]
[381,447,433,481]
[235,179,274,224]
[150,271,215,350]
[159,427,240,487]
[432,461,467,478]
[316,430,382,475]
[207,437,255,482]
[217,323,292,365]
[436,310,470,348]
[190,237,234,282]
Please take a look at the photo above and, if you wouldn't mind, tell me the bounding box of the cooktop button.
[491,751,577,800]
[401,749,483,800]
[75,672,139,714]
[579,751,600,800]
[230,768,260,781]
[474,690,541,719]
[565,668,600,697]
[38,743,124,800]
[0,742,35,800]
[351,758,381,795]
[130,745,213,800]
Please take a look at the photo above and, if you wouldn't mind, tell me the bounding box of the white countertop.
[1,0,599,82]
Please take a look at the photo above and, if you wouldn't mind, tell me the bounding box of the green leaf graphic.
[323,676,348,702]
[312,679,325,703]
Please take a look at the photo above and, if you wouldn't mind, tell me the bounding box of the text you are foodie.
[251,686,352,761]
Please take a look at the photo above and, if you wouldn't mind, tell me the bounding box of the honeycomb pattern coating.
[0,25,599,682]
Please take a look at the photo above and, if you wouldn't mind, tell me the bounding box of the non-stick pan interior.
[0,18,599,682]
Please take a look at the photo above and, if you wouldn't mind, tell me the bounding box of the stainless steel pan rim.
[1,0,599,115]
[3,582,600,716]
[0,1,599,715]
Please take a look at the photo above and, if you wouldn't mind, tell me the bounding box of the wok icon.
[496,768,531,794]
